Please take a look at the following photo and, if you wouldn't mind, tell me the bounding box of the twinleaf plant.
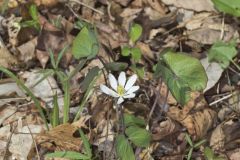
[154,51,208,105]
[212,0,240,17]
[121,23,144,78]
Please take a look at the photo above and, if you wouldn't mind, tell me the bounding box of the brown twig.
[69,0,104,15]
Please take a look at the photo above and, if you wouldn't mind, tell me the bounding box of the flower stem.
[115,101,125,135]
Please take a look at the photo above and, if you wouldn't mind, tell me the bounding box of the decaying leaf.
[36,123,83,151]
[0,37,18,68]
[167,92,217,138]
[20,70,64,109]
[184,14,239,44]
[17,37,37,62]
[151,117,181,141]
[201,57,224,92]
[210,118,240,151]
[9,124,43,160]
[161,0,215,12]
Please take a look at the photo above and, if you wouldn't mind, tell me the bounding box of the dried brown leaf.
[167,92,217,138]
[37,123,82,151]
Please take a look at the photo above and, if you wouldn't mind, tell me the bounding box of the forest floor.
[0,0,240,160]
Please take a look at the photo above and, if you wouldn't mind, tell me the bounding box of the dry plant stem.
[3,125,17,160]
[103,103,111,160]
[66,4,92,24]
[115,102,120,134]
[231,60,240,72]
[209,93,233,106]
[69,0,104,15]
[147,78,162,124]
[119,104,125,134]
[26,123,40,160]
[220,15,225,40]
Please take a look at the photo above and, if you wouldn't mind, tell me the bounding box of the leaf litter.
[0,0,240,159]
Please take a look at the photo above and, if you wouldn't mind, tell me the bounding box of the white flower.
[100,72,139,104]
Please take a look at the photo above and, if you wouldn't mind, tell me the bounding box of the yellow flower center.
[117,85,125,96]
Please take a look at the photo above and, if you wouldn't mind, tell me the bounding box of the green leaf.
[72,27,99,59]
[29,4,38,21]
[187,148,193,160]
[51,93,59,127]
[212,0,240,17]
[163,52,207,91]
[154,61,191,105]
[79,129,92,158]
[116,135,135,160]
[48,48,57,69]
[122,46,131,56]
[193,139,206,148]
[105,62,128,71]
[125,126,151,148]
[45,151,90,159]
[62,81,70,123]
[185,134,193,147]
[131,47,142,61]
[131,65,145,79]
[56,45,69,68]
[129,23,142,43]
[124,114,146,127]
[204,147,214,160]
[80,67,100,92]
[154,51,207,105]
[208,41,237,69]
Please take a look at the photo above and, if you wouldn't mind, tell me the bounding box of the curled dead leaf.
[151,117,181,141]
[210,118,240,151]
[167,92,217,139]
[36,123,82,151]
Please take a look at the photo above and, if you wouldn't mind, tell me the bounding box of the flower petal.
[123,93,136,99]
[100,84,119,97]
[126,86,139,94]
[117,97,124,104]
[118,72,126,87]
[125,74,137,91]
[109,73,118,91]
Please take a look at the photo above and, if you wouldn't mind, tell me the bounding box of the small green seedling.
[20,4,40,30]
[204,147,224,160]
[185,133,206,160]
[121,23,144,78]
